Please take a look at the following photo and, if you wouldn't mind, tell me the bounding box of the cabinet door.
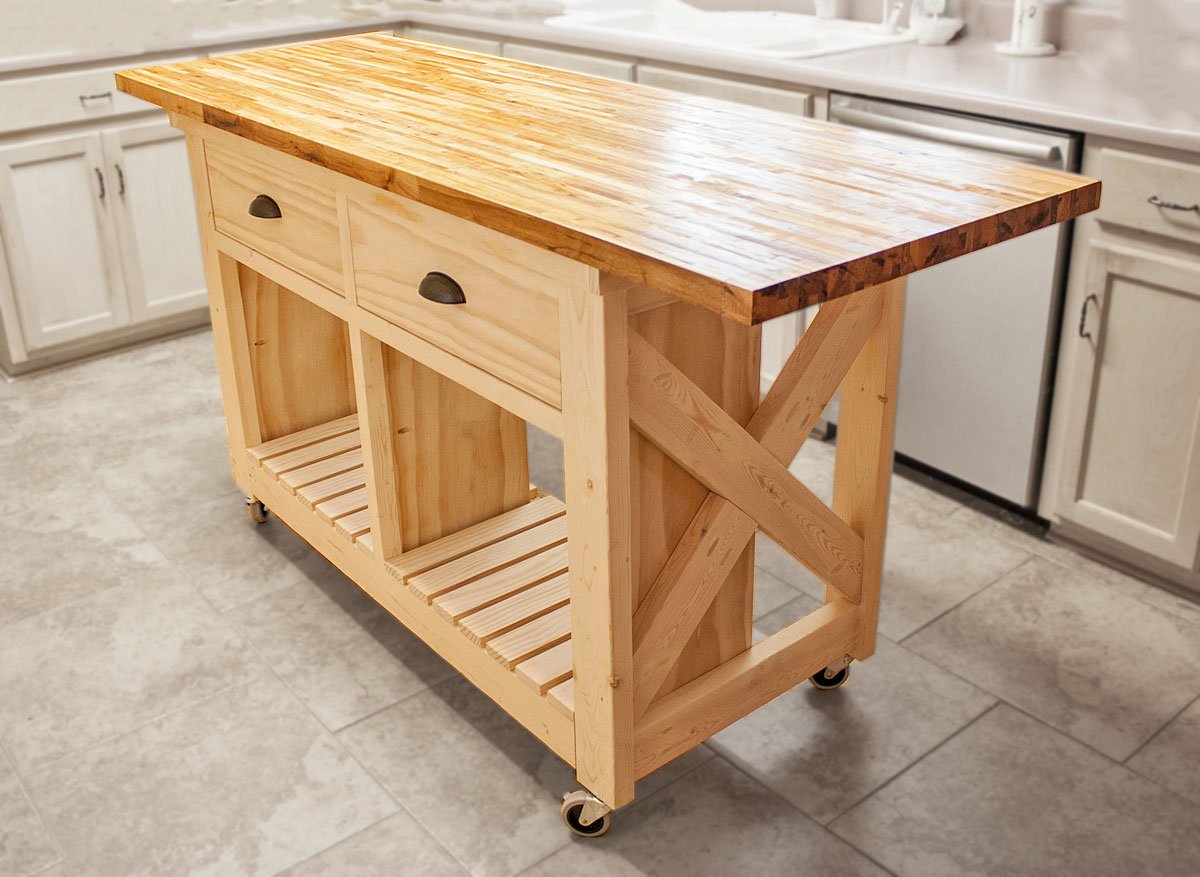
[0,134,128,351]
[1054,240,1200,569]
[103,122,206,322]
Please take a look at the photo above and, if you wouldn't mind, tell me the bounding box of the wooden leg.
[832,277,906,659]
[183,132,259,491]
[559,274,635,809]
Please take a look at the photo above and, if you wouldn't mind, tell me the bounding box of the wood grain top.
[116,33,1100,324]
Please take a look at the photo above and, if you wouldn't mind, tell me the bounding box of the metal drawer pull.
[248,194,282,219]
[115,164,125,196]
[94,167,106,201]
[78,91,113,105]
[1078,293,1099,343]
[418,272,466,305]
[1148,195,1200,214]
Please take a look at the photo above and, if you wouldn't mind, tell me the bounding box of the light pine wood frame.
[180,117,906,813]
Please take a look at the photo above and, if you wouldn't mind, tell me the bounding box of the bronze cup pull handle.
[418,272,466,305]
[248,194,282,219]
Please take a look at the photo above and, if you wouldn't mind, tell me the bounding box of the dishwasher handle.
[829,105,1062,164]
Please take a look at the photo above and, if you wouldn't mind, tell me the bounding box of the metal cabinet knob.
[418,272,466,305]
[248,194,282,219]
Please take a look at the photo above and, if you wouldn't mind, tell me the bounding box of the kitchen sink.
[545,1,914,60]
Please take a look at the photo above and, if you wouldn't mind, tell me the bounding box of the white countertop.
[3,5,1196,154]
[413,9,1200,154]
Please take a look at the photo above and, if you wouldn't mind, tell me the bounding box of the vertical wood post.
[182,131,261,487]
[832,278,906,659]
[350,330,405,562]
[560,273,635,808]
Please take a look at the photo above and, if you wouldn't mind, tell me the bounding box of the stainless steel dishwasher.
[829,94,1080,511]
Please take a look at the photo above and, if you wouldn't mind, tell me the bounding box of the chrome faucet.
[880,0,906,33]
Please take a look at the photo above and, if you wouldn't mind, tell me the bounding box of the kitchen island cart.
[116,34,1099,836]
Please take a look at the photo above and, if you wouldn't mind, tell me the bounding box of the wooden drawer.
[348,190,581,408]
[0,57,195,135]
[1099,148,1200,246]
[204,141,343,292]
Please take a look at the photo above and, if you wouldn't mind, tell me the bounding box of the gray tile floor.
[2,328,1198,877]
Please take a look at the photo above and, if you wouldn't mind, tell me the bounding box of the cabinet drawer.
[635,65,813,116]
[1099,148,1200,246]
[348,191,583,408]
[204,141,343,292]
[404,28,503,55]
[0,57,194,135]
[503,43,634,81]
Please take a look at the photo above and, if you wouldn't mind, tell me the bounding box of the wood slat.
[278,447,363,492]
[431,542,570,623]
[117,34,1099,324]
[296,466,367,509]
[248,413,358,462]
[315,485,368,523]
[408,515,568,603]
[488,604,573,668]
[389,495,565,583]
[334,507,372,541]
[260,429,361,476]
[547,678,574,719]
[515,638,574,694]
[457,572,571,645]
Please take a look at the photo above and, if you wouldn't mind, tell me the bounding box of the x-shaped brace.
[627,286,888,717]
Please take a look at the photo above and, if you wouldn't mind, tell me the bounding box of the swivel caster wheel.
[561,790,612,838]
[245,497,270,525]
[810,663,851,691]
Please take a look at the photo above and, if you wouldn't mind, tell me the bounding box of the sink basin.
[545,1,914,60]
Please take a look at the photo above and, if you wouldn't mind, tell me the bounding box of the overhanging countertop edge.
[114,42,1102,326]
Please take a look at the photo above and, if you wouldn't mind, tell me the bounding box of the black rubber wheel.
[810,665,850,691]
[246,499,270,524]
[563,802,612,838]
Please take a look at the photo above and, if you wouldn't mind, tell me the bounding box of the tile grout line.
[17,677,257,782]
[826,700,1003,841]
[0,736,67,873]
[712,753,901,877]
[225,617,479,877]
[897,553,1039,647]
[1123,691,1200,766]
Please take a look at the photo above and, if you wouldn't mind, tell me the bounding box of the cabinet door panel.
[0,134,127,351]
[105,122,206,322]
[1057,241,1200,568]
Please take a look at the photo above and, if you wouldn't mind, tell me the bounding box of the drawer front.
[0,58,194,136]
[404,28,503,56]
[205,141,343,292]
[1099,148,1200,246]
[349,191,580,408]
[635,65,813,116]
[503,43,634,81]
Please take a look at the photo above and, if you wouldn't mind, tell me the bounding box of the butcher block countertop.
[116,32,1100,324]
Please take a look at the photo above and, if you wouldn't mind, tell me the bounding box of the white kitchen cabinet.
[103,121,205,322]
[1047,240,1200,570]
[635,65,815,116]
[0,133,129,351]
[503,43,634,81]
[404,27,503,56]
[1042,137,1200,585]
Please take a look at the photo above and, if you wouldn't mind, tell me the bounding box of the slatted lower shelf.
[249,414,375,553]
[247,415,575,718]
